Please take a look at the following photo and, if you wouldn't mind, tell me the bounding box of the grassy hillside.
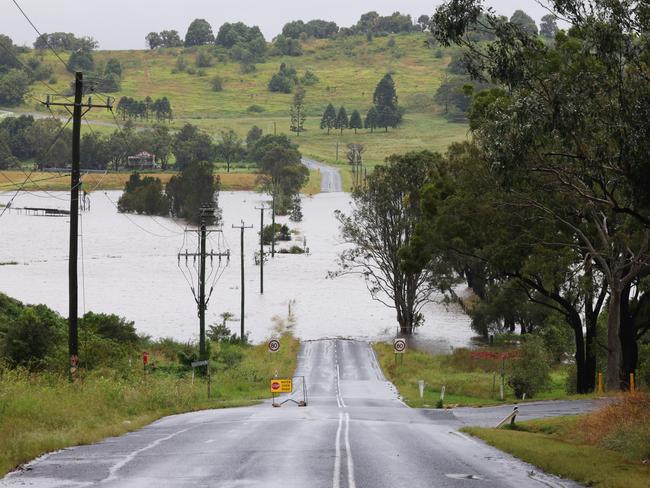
[18,33,467,167]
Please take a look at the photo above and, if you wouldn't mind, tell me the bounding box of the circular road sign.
[271,381,281,391]
[393,338,407,353]
[268,339,280,353]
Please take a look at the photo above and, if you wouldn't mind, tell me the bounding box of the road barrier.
[496,406,519,428]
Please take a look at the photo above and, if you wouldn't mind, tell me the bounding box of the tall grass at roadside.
[462,395,650,488]
[0,332,299,477]
[374,343,575,406]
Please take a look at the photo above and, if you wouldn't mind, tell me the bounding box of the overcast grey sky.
[3,0,553,50]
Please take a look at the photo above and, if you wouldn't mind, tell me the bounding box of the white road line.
[336,364,346,408]
[103,427,191,483]
[333,412,343,488]
[344,413,356,488]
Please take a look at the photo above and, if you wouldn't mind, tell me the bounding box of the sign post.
[191,359,211,399]
[393,338,406,365]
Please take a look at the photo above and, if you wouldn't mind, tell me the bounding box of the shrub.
[246,104,265,113]
[1,307,64,369]
[195,50,213,67]
[211,75,224,91]
[507,336,551,398]
[300,69,319,86]
[174,56,188,73]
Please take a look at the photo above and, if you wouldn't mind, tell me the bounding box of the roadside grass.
[462,399,650,488]
[17,33,468,167]
[0,332,299,477]
[373,343,587,407]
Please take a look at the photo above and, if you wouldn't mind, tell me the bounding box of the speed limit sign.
[393,338,407,354]
[268,339,280,353]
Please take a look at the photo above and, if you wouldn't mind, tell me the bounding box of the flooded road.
[0,190,473,348]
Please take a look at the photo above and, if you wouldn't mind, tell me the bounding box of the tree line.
[337,0,650,395]
[118,128,308,222]
[434,10,559,121]
[116,96,173,122]
[319,73,402,134]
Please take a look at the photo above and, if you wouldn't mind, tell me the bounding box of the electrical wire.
[0,36,72,103]
[0,115,74,218]
[10,0,70,71]
[102,192,183,238]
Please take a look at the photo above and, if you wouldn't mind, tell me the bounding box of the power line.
[102,192,184,238]
[0,171,69,190]
[10,0,69,70]
[0,115,74,218]
[0,35,72,102]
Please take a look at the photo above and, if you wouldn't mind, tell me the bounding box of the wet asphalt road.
[1,340,594,488]
[301,159,343,193]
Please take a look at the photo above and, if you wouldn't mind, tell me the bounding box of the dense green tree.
[104,58,122,77]
[335,106,348,135]
[0,70,30,106]
[539,14,559,39]
[172,123,215,169]
[141,124,173,169]
[0,34,20,73]
[320,103,337,134]
[373,74,402,131]
[418,15,431,32]
[334,151,441,335]
[166,161,220,224]
[118,173,170,216]
[67,50,94,72]
[272,35,303,56]
[364,107,378,132]
[248,134,297,163]
[258,146,308,215]
[246,125,263,147]
[80,131,108,169]
[145,32,162,49]
[349,110,363,134]
[160,30,183,48]
[24,118,72,169]
[215,129,245,172]
[268,63,297,93]
[1,307,64,369]
[184,19,214,47]
[0,115,34,160]
[510,10,539,36]
[431,0,650,391]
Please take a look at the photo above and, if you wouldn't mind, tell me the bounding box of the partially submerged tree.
[333,151,442,335]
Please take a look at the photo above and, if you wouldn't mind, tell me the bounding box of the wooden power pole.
[43,72,113,380]
[232,220,253,341]
[177,204,229,361]
[255,205,267,294]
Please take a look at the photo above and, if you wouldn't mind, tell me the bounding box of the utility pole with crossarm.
[233,220,253,341]
[43,72,113,381]
[177,204,230,360]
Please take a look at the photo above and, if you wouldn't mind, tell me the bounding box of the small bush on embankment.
[373,342,575,407]
[462,394,650,488]
[0,293,299,476]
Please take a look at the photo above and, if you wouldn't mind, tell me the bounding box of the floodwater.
[0,190,474,350]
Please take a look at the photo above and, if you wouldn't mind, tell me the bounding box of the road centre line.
[344,413,356,488]
[333,412,343,488]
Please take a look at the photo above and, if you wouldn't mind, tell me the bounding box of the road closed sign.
[393,338,407,354]
[270,378,292,393]
[268,339,280,353]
